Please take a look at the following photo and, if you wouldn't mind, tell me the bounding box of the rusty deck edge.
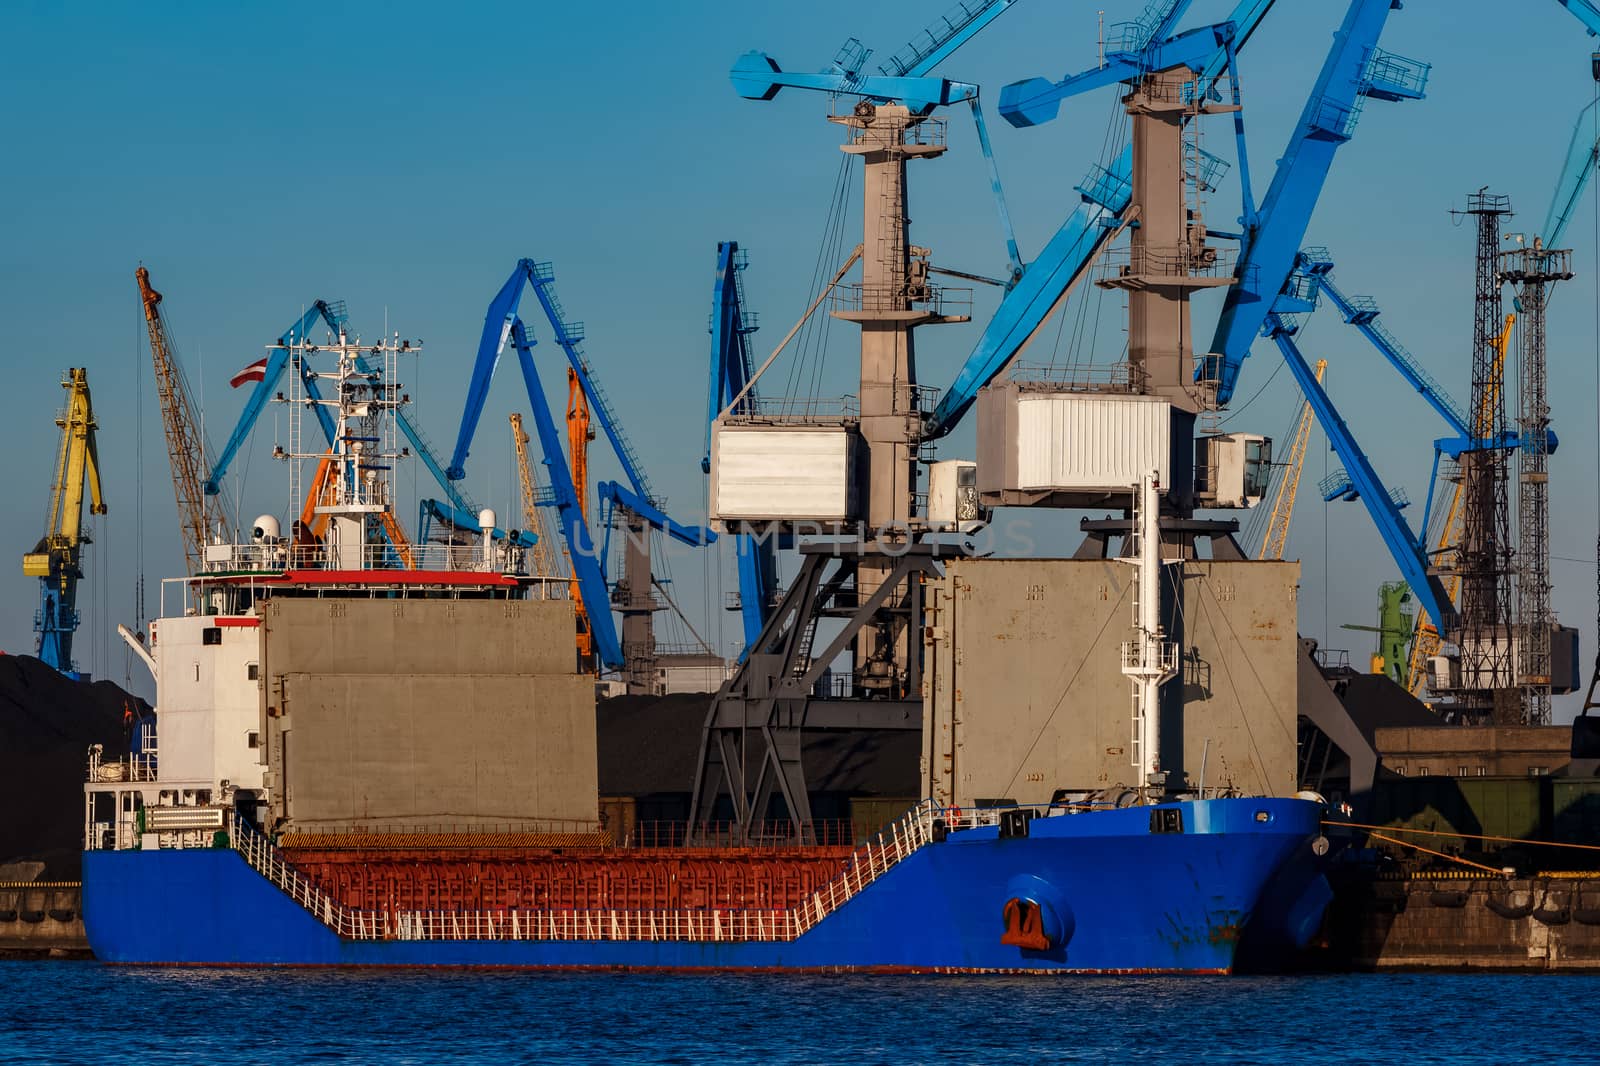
[98,960,1233,976]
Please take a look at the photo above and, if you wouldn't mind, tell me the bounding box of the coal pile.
[0,654,142,879]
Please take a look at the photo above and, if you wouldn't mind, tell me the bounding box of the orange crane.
[510,413,560,579]
[136,267,230,572]
[565,369,597,670]
[1259,359,1327,560]
[294,450,415,569]
[1405,312,1516,694]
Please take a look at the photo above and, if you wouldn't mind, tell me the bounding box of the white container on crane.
[976,385,1178,506]
[709,420,860,530]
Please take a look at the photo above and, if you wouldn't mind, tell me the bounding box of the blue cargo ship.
[78,355,1326,972]
[84,166,1329,971]
[84,796,1320,973]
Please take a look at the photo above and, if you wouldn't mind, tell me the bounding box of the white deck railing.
[232,801,945,943]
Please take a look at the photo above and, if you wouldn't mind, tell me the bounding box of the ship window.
[1418,766,1430,777]
[247,663,259,681]
[1476,766,1487,777]
[1149,808,1183,834]
[202,627,223,645]
[1242,439,1272,497]
[1394,766,1406,776]
[1529,766,1547,777]
[247,731,259,749]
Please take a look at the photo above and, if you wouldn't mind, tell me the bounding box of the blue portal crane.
[596,482,710,550]
[1294,252,1471,444]
[1214,0,1600,408]
[205,301,345,495]
[1279,247,1530,550]
[1204,1,1427,405]
[731,0,1018,110]
[732,0,1024,282]
[1553,0,1600,36]
[926,0,1277,440]
[1262,313,1453,631]
[23,368,105,679]
[1544,0,1600,258]
[1000,1,1224,128]
[416,499,536,550]
[206,302,474,516]
[448,259,712,672]
[1544,100,1600,246]
[705,241,775,651]
[1541,32,1600,248]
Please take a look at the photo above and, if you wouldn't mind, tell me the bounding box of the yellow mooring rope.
[1327,820,1600,855]
[1363,831,1507,875]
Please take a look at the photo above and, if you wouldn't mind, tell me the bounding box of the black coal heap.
[0,654,141,879]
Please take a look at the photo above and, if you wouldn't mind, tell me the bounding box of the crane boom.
[1266,313,1452,630]
[22,367,106,676]
[928,1,1277,440]
[1259,359,1325,560]
[1206,0,1426,405]
[452,260,713,673]
[510,412,559,580]
[136,267,229,572]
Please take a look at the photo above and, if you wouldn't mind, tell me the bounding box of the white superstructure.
[84,318,549,852]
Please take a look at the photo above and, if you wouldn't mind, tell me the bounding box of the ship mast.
[277,325,418,570]
[1121,472,1179,791]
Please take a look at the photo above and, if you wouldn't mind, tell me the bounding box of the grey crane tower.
[829,100,971,681]
[695,98,969,841]
[1500,237,1573,726]
[977,63,1266,522]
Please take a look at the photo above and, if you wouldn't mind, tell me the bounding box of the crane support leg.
[1266,317,1452,630]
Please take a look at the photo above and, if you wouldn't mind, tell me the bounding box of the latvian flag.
[230,358,268,389]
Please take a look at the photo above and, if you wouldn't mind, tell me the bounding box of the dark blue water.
[3,963,1593,1064]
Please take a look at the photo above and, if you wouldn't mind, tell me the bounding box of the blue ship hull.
[83,798,1323,973]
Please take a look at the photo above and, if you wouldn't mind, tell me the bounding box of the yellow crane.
[1405,312,1516,694]
[1259,359,1327,560]
[136,266,229,572]
[509,413,559,579]
[23,368,106,675]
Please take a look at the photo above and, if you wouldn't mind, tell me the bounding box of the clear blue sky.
[3,1,1599,720]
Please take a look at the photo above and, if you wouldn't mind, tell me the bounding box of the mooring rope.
[1328,819,1600,855]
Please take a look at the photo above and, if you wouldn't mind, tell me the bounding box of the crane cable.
[1240,357,1316,557]
[132,306,147,664]
[1043,93,1130,378]
[1591,69,1599,701]
[783,153,853,413]
[804,155,853,413]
